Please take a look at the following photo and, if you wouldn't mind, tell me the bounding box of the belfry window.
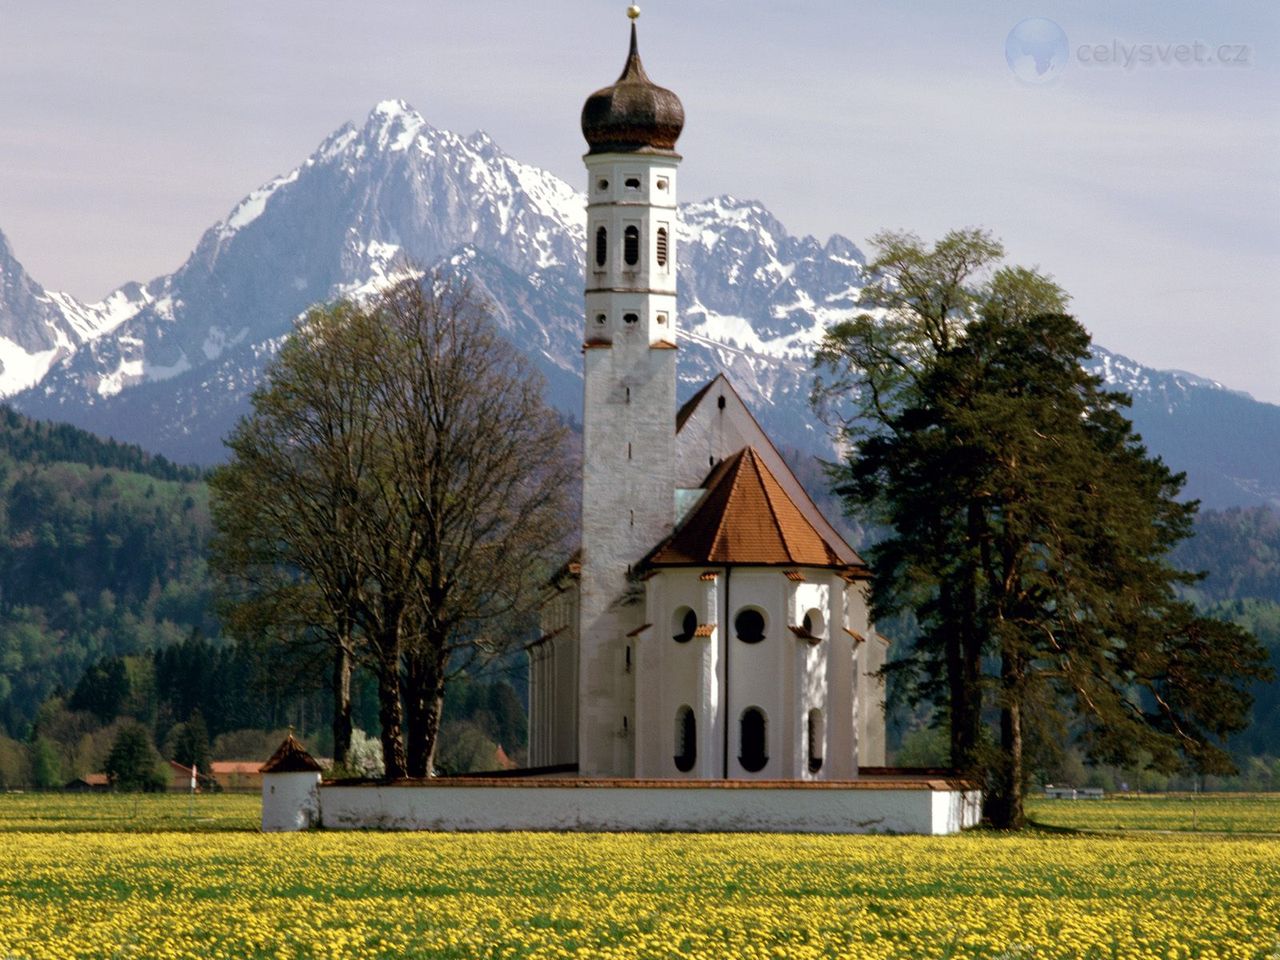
[623,312,639,325]
[739,707,768,773]
[595,226,608,268]
[625,176,642,190]
[674,705,696,772]
[734,607,766,644]
[624,225,640,266]
[656,227,669,268]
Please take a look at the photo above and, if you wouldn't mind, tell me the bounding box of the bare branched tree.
[211,273,573,778]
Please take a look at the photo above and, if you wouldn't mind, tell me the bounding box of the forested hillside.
[0,411,214,736]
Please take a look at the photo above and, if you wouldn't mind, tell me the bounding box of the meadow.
[0,792,1276,959]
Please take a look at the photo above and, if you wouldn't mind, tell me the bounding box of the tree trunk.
[375,644,407,780]
[989,651,1026,829]
[331,641,353,767]
[405,645,448,777]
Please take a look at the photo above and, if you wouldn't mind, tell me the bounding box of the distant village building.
[529,13,888,780]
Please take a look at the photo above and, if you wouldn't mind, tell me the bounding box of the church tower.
[576,8,684,776]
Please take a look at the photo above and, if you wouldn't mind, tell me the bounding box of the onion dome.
[581,21,684,156]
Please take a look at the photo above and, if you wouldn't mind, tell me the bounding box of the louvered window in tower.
[656,227,669,268]
[595,226,607,268]
[624,225,640,266]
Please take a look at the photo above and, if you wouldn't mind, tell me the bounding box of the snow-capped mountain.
[3,101,1277,509]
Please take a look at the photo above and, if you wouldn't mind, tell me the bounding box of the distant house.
[210,761,264,792]
[165,760,219,793]
[64,773,109,793]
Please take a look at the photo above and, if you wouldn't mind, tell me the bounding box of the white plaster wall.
[825,578,856,779]
[724,568,788,779]
[261,771,321,832]
[641,568,723,778]
[317,782,974,835]
[531,582,580,767]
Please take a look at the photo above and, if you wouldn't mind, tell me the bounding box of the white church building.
[528,13,888,782]
[260,12,986,835]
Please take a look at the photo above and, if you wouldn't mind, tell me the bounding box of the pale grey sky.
[1,1,1276,400]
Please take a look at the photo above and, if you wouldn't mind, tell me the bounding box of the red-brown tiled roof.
[260,734,323,774]
[647,447,849,568]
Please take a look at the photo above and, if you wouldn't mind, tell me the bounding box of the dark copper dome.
[581,24,684,156]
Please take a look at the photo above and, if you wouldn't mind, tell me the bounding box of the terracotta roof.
[844,627,866,644]
[783,569,805,582]
[673,374,866,569]
[260,734,323,774]
[211,762,262,776]
[698,570,718,581]
[647,447,849,568]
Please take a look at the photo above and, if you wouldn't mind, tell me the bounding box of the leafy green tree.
[103,723,167,792]
[30,736,62,789]
[815,229,1271,828]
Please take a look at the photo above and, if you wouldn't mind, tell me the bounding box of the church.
[528,10,888,781]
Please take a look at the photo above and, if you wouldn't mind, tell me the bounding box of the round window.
[734,608,765,644]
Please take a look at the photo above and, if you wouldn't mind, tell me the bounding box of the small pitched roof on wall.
[648,447,863,570]
[260,734,323,774]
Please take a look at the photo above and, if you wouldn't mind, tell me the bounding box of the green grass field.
[0,792,1276,959]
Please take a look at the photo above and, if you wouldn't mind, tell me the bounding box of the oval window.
[734,608,765,644]
[672,607,697,644]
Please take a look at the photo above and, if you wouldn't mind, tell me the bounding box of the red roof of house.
[647,446,862,570]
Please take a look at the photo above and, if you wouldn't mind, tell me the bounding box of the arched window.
[807,708,824,774]
[672,607,697,643]
[624,225,640,266]
[802,608,825,638]
[739,707,768,773]
[734,608,766,644]
[595,226,608,267]
[674,705,696,772]
[656,227,669,268]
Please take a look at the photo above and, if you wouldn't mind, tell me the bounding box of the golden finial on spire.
[627,5,641,20]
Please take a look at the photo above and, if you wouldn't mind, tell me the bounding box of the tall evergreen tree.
[815,230,1272,827]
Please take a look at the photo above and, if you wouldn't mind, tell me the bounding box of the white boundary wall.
[268,780,980,835]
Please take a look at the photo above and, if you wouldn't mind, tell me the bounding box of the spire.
[581,11,684,156]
